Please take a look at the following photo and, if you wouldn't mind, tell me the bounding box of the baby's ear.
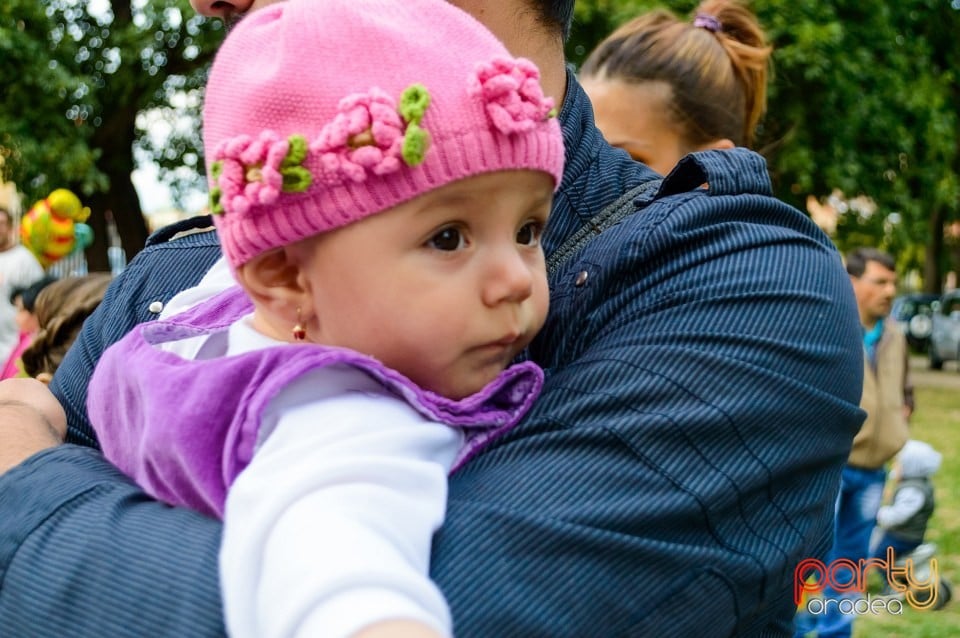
[234,248,308,321]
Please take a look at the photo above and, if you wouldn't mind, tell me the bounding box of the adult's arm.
[0,377,66,473]
[0,218,228,637]
[0,447,225,635]
[0,404,59,473]
[431,153,867,636]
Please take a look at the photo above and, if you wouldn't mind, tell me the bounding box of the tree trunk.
[84,99,148,272]
[924,204,945,294]
[84,173,146,272]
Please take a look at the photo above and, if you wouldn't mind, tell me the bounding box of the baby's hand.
[0,378,68,474]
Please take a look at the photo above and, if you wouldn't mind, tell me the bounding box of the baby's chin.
[426,371,502,401]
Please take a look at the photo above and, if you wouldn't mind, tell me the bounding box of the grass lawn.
[851,360,960,637]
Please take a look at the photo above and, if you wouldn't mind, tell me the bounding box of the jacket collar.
[544,69,660,256]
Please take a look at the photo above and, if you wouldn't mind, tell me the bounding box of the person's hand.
[0,377,67,474]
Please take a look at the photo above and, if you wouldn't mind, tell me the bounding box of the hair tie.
[693,13,722,33]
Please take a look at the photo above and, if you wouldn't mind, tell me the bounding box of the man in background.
[796,247,911,638]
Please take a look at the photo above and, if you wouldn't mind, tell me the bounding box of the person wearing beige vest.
[795,247,912,638]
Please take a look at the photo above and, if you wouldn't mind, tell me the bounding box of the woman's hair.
[20,273,112,379]
[580,0,771,148]
[9,276,58,312]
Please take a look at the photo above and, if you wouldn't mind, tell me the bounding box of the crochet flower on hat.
[469,57,556,134]
[210,85,430,215]
[311,89,405,184]
[311,84,430,185]
[209,132,311,216]
[208,58,557,217]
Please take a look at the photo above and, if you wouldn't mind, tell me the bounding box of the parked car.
[892,293,940,352]
[928,291,960,370]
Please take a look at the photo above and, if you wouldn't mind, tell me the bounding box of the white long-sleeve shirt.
[175,317,461,637]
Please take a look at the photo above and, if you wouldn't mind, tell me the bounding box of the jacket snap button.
[575,271,589,287]
[148,301,164,314]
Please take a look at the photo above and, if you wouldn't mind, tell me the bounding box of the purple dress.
[88,286,542,518]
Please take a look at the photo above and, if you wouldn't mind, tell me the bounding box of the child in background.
[870,439,954,608]
[2,276,58,379]
[85,0,563,637]
[872,439,942,561]
[20,274,112,384]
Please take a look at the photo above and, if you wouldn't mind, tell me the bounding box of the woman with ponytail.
[580,0,772,175]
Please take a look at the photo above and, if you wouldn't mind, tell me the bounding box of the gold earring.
[292,308,306,342]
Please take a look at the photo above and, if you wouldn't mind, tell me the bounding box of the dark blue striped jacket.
[0,74,864,637]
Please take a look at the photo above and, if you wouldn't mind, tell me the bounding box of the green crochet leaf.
[282,135,308,168]
[209,186,224,215]
[401,123,429,167]
[281,165,312,192]
[399,84,431,125]
[272,135,312,192]
[209,161,224,215]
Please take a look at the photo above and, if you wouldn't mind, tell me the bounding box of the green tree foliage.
[1,0,223,271]
[759,0,960,291]
[1,1,101,198]
[567,0,960,291]
[566,0,658,64]
[6,1,957,283]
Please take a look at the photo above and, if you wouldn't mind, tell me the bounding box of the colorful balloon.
[19,189,93,268]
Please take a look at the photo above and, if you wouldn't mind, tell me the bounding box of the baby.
[86,0,563,636]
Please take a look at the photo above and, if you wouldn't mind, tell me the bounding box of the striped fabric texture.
[0,76,863,637]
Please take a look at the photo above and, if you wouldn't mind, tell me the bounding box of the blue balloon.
[73,223,94,251]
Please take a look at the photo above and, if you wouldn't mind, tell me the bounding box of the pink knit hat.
[204,0,565,267]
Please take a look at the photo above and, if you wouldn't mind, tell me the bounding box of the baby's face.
[291,170,553,399]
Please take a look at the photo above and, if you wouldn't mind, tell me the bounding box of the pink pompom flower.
[469,57,556,135]
[310,88,407,184]
[209,132,312,216]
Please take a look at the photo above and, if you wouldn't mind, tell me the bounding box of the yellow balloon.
[19,188,90,268]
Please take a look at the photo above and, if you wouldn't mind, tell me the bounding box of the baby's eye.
[427,227,465,251]
[516,221,543,247]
